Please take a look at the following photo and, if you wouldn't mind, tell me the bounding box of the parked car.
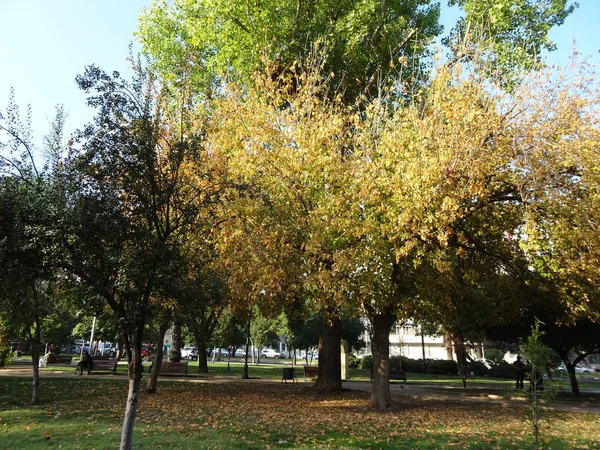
[261,348,285,359]
[70,344,90,355]
[234,349,246,357]
[181,346,198,360]
[211,348,229,357]
[141,344,153,357]
[556,363,592,375]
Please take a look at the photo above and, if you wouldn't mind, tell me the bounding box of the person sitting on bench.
[76,352,93,375]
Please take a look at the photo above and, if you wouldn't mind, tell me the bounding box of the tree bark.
[369,309,395,410]
[146,324,168,393]
[565,361,581,395]
[313,311,342,392]
[119,335,144,450]
[242,315,251,379]
[169,320,183,362]
[453,335,468,389]
[197,346,209,373]
[31,348,40,405]
[31,318,42,405]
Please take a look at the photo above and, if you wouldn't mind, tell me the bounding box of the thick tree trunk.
[313,311,342,392]
[453,335,468,389]
[119,339,144,450]
[146,324,168,393]
[169,321,183,362]
[369,309,395,410]
[566,363,581,395]
[198,347,209,373]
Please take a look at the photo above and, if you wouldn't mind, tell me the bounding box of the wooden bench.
[40,354,73,367]
[303,365,318,378]
[370,368,407,382]
[390,369,407,382]
[88,359,118,375]
[152,361,188,376]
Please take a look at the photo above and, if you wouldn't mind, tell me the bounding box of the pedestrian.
[513,355,525,389]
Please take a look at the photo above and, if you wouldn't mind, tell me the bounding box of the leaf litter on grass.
[1,378,599,449]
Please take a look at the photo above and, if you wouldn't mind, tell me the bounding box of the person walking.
[513,355,525,389]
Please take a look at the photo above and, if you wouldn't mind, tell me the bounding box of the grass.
[0,376,599,449]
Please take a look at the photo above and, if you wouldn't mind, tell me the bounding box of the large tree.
[60,60,224,450]
[138,0,441,102]
[0,96,68,405]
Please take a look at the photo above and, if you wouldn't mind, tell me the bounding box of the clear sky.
[1,0,598,156]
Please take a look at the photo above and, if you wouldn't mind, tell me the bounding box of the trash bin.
[282,367,296,384]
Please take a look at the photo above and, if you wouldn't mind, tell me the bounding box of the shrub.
[426,359,458,375]
[348,354,360,369]
[402,357,428,373]
[358,355,373,370]
[468,360,489,377]
[489,361,516,379]
[484,348,506,364]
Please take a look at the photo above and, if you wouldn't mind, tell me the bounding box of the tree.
[0,94,67,405]
[138,0,441,102]
[138,1,578,404]
[447,0,576,84]
[60,60,223,450]
[209,60,364,390]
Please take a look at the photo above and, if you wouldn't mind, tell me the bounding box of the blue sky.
[1,1,598,155]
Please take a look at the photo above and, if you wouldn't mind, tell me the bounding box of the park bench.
[303,365,318,378]
[88,359,118,375]
[152,361,189,376]
[39,354,73,367]
[389,369,407,382]
[370,368,407,382]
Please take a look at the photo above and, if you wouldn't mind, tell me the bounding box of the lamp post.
[89,316,97,355]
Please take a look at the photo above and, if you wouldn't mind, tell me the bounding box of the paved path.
[2,365,599,414]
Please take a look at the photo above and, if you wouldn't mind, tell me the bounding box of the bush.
[488,361,516,379]
[348,354,360,369]
[358,355,373,370]
[426,359,459,375]
[484,348,506,364]
[401,357,428,373]
[468,360,489,377]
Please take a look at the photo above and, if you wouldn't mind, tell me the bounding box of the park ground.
[0,361,599,449]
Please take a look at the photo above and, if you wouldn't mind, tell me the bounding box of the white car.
[261,348,285,358]
[234,349,246,357]
[556,363,592,375]
[180,347,198,360]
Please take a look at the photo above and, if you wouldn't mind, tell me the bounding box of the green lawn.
[0,371,599,449]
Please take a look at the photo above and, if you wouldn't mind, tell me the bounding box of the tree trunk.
[242,316,251,379]
[198,347,209,373]
[31,318,42,405]
[313,311,342,392]
[146,324,168,393]
[369,309,395,410]
[169,320,183,362]
[566,362,581,395]
[31,351,40,405]
[119,337,144,450]
[453,335,468,389]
